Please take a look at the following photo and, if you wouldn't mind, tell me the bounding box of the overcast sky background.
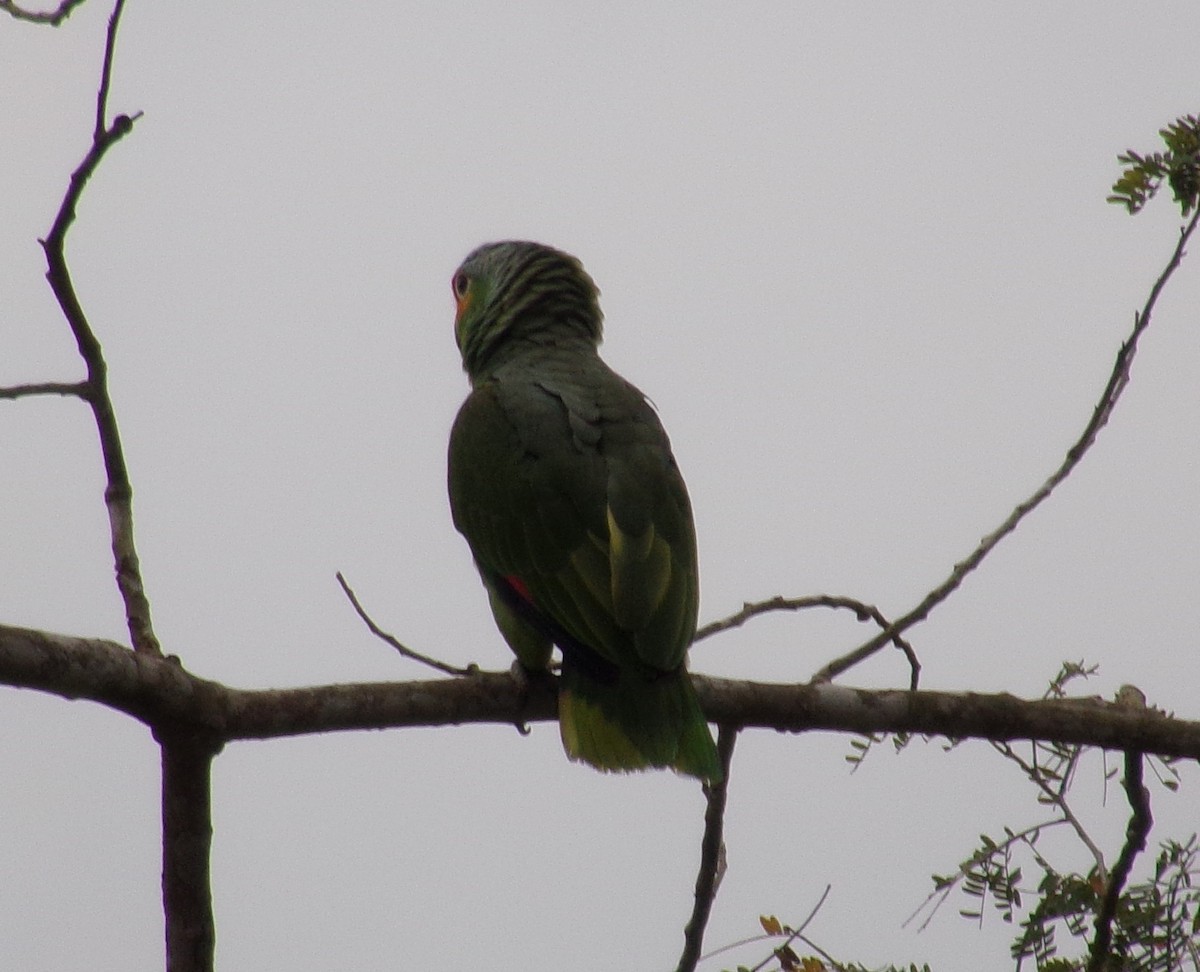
[3,3,1199,970]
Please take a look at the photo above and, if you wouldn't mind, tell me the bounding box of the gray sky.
[3,3,1199,969]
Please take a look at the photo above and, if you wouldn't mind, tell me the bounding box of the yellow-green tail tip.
[558,673,722,783]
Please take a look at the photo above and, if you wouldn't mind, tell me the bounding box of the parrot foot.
[511,657,556,691]
[508,661,556,737]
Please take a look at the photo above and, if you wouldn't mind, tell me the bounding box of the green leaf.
[1110,113,1200,215]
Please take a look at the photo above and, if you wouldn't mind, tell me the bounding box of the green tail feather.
[558,666,722,782]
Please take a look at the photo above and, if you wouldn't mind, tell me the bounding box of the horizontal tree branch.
[2,622,1196,759]
[0,381,88,399]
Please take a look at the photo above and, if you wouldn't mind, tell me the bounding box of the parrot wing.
[447,359,698,676]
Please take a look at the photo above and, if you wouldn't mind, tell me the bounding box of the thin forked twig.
[336,572,476,677]
[814,209,1200,683]
[677,725,738,972]
[992,739,1109,886]
[695,594,921,689]
[37,0,158,656]
[1086,751,1152,971]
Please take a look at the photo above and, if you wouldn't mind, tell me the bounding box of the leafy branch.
[746,664,1196,970]
[708,903,932,972]
[910,669,1196,970]
[1109,114,1200,216]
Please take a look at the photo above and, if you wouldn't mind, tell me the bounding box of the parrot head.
[451,241,604,379]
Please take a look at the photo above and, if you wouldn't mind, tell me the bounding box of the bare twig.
[815,209,1200,683]
[0,0,88,24]
[677,725,738,972]
[39,0,158,656]
[695,594,921,689]
[335,572,476,677]
[1086,751,1152,971]
[0,381,88,399]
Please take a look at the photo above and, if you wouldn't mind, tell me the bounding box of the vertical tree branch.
[677,725,738,972]
[160,730,221,972]
[1086,751,1152,971]
[38,0,160,656]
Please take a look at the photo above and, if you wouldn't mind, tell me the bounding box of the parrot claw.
[507,660,556,739]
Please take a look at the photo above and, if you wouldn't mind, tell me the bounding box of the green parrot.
[447,241,721,782]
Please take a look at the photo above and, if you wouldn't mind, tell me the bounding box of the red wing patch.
[504,575,534,604]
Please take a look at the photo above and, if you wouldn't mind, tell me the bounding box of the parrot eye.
[453,272,470,299]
